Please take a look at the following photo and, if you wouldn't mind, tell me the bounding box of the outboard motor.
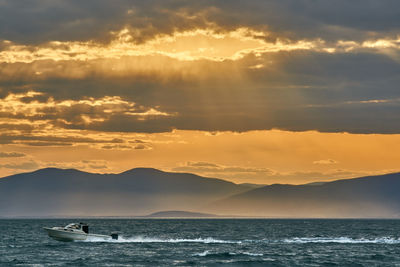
[111,232,119,240]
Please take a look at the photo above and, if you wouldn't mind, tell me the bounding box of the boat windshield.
[64,223,81,230]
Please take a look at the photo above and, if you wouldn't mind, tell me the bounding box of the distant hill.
[208,173,400,218]
[1,168,400,218]
[145,210,217,218]
[0,168,250,217]
[238,183,266,189]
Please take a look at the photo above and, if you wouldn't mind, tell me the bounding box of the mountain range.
[0,168,399,218]
[0,168,249,217]
[209,173,400,218]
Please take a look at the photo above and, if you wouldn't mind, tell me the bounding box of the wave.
[193,251,263,257]
[282,237,400,244]
[83,236,241,244]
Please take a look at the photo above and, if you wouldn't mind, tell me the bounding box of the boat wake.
[282,237,400,244]
[81,235,400,244]
[82,236,241,244]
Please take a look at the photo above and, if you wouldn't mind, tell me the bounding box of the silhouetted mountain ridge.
[209,173,400,218]
[1,168,400,218]
[0,168,249,217]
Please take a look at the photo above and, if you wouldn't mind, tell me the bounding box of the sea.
[1,219,400,266]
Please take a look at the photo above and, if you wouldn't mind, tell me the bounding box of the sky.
[0,0,400,184]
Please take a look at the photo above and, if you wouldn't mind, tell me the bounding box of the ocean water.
[1,219,400,266]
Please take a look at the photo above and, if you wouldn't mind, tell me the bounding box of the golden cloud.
[0,28,332,64]
[1,28,399,65]
[313,159,338,165]
[0,91,172,121]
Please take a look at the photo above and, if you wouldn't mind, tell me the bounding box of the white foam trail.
[83,236,241,244]
[282,237,400,244]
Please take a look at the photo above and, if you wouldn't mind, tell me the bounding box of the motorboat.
[44,222,119,242]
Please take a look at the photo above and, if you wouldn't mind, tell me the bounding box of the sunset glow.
[1,1,399,185]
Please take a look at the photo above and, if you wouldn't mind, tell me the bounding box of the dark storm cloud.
[0,0,128,44]
[251,51,400,103]
[1,49,400,134]
[0,1,399,135]
[0,0,218,44]
[0,0,399,44]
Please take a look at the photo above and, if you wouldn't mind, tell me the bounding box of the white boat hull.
[44,227,113,242]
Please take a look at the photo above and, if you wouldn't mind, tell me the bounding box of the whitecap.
[193,250,211,257]
[241,252,263,256]
[193,251,263,257]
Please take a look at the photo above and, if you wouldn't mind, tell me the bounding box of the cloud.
[172,161,275,175]
[1,27,399,65]
[171,161,391,184]
[46,160,110,171]
[0,28,295,63]
[0,0,398,45]
[0,151,26,158]
[313,159,338,165]
[0,127,154,148]
[0,1,399,183]
[0,91,175,136]
[0,133,111,146]
[0,1,398,136]
[0,50,399,135]
[101,144,133,150]
[186,162,221,168]
[23,141,73,147]
[0,92,172,121]
[0,160,39,170]
[0,123,35,132]
[100,142,151,150]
